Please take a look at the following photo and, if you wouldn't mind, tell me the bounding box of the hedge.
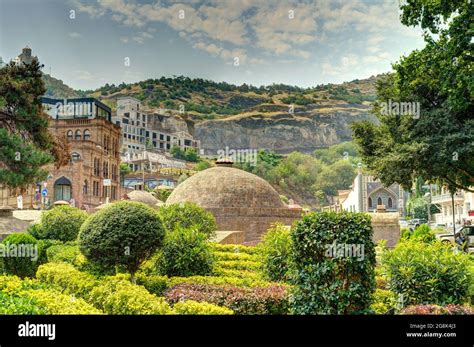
[401,304,474,315]
[215,260,261,271]
[37,205,88,241]
[211,243,259,255]
[0,292,47,314]
[213,251,257,262]
[25,289,102,314]
[291,212,376,314]
[172,300,234,315]
[1,233,40,278]
[370,289,398,314]
[165,283,289,315]
[259,223,292,282]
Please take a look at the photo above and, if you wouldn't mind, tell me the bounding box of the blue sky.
[0,0,426,90]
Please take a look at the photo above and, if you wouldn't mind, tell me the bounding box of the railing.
[431,192,464,204]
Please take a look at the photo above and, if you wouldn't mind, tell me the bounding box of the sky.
[0,0,426,90]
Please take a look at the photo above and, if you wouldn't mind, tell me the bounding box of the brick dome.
[166,166,285,209]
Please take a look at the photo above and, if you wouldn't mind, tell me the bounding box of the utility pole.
[451,192,456,236]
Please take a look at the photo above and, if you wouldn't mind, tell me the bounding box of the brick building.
[0,97,122,210]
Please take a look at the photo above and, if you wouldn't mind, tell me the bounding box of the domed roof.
[166,166,285,209]
[125,190,162,207]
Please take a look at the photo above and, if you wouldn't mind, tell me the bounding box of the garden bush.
[290,212,376,314]
[157,227,214,277]
[211,243,259,255]
[165,283,289,315]
[212,268,263,281]
[382,240,471,306]
[89,277,172,315]
[401,304,474,315]
[259,223,292,282]
[0,292,47,314]
[213,251,256,262]
[370,289,398,314]
[172,300,234,315]
[401,224,435,243]
[215,260,261,271]
[46,244,81,264]
[25,289,101,314]
[158,202,217,238]
[36,239,64,265]
[37,205,88,241]
[79,201,166,283]
[1,233,40,278]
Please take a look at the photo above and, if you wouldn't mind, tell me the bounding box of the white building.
[431,187,474,227]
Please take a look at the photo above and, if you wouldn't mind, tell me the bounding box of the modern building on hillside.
[0,97,122,210]
[431,187,474,227]
[112,97,200,154]
[323,167,409,216]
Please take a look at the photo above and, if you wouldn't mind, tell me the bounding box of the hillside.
[42,74,80,99]
[44,74,384,153]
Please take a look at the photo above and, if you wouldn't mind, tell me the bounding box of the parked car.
[407,218,428,229]
[436,225,474,252]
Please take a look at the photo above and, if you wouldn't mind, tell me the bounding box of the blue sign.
[42,188,48,197]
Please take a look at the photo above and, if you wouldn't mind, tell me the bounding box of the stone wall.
[369,212,400,248]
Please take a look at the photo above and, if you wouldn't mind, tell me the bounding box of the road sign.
[103,179,112,186]
[42,188,48,197]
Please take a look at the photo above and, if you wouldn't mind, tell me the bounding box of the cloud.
[68,32,82,39]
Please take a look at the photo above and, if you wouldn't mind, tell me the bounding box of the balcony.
[431,191,464,204]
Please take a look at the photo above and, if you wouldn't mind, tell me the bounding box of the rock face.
[195,107,375,154]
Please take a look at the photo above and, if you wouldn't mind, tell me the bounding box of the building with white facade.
[324,168,409,215]
[431,187,474,227]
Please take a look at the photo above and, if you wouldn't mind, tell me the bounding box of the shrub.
[37,205,88,241]
[382,240,471,306]
[213,251,256,262]
[260,223,292,282]
[89,277,172,314]
[375,275,388,289]
[36,239,64,265]
[157,228,214,277]
[212,268,263,281]
[370,289,398,314]
[47,244,81,264]
[290,212,376,314]
[401,304,474,315]
[1,233,39,278]
[158,202,217,238]
[172,300,234,315]
[79,201,166,283]
[165,283,289,314]
[215,260,261,271]
[211,243,259,255]
[25,289,101,314]
[0,292,47,314]
[26,223,44,240]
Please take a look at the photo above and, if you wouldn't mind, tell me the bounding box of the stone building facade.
[166,162,302,244]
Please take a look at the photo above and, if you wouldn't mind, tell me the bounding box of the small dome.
[125,190,162,207]
[166,166,285,209]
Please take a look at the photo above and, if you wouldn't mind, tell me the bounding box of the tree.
[351,1,473,193]
[0,59,69,188]
[79,201,165,283]
[119,162,131,187]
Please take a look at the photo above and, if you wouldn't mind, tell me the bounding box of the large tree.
[352,0,473,192]
[0,59,69,188]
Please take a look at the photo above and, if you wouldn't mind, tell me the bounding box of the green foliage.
[79,201,166,282]
[214,260,261,271]
[38,205,88,241]
[157,228,214,277]
[158,202,217,237]
[260,223,292,282]
[406,196,429,220]
[290,212,376,314]
[0,292,47,314]
[382,240,471,306]
[211,243,259,255]
[25,288,101,314]
[172,300,234,315]
[0,59,56,187]
[352,1,473,193]
[1,233,39,278]
[370,289,398,314]
[170,146,199,162]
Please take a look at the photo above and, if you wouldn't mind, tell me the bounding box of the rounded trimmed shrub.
[382,239,471,306]
[260,223,292,282]
[79,201,165,283]
[1,233,39,278]
[157,227,214,277]
[158,202,217,238]
[37,205,88,241]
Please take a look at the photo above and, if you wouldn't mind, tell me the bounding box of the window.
[71,152,81,161]
[388,197,393,208]
[84,129,91,140]
[66,130,73,140]
[83,180,88,195]
[377,197,382,206]
[368,197,372,208]
[74,130,81,140]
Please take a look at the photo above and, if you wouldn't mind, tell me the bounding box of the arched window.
[71,152,81,161]
[75,130,81,140]
[103,161,108,178]
[368,197,372,208]
[83,180,88,195]
[66,130,73,140]
[388,197,393,208]
[83,129,91,140]
[377,197,383,206]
